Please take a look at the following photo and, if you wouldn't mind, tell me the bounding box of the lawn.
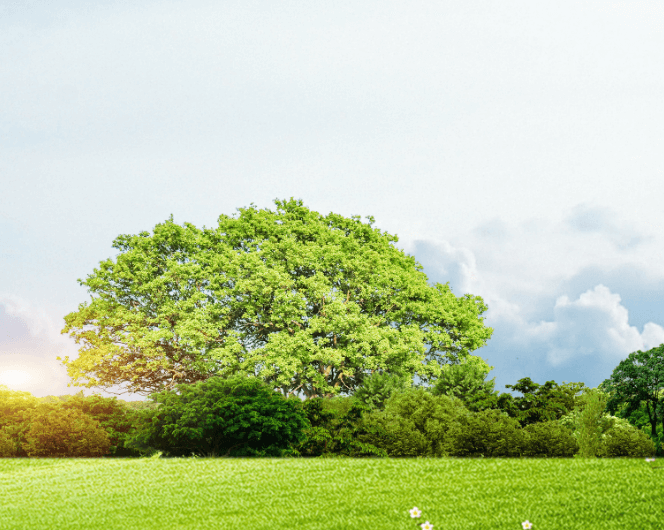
[0,456,662,530]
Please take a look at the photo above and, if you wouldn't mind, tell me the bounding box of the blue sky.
[1,0,663,401]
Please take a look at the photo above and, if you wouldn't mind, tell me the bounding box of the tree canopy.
[600,344,664,440]
[495,378,587,427]
[59,198,493,399]
[428,354,499,412]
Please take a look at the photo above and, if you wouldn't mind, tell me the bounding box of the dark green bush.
[521,420,579,457]
[451,408,525,457]
[496,379,586,428]
[292,396,388,458]
[359,387,470,457]
[600,425,656,458]
[126,375,310,457]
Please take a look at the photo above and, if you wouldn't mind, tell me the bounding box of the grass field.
[0,456,662,530]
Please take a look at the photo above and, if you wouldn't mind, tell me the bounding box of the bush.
[600,424,656,458]
[451,408,525,458]
[52,393,145,457]
[129,375,310,458]
[522,420,579,457]
[20,404,111,457]
[0,426,19,457]
[359,387,470,458]
[293,396,388,458]
[557,405,653,458]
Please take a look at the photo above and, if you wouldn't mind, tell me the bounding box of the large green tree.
[599,344,664,440]
[59,199,493,399]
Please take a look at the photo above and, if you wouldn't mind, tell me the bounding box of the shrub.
[20,404,111,457]
[521,420,579,457]
[129,375,310,457]
[600,424,656,458]
[359,387,470,457]
[293,396,388,458]
[557,401,644,458]
[0,426,18,457]
[53,393,145,457]
[451,408,525,458]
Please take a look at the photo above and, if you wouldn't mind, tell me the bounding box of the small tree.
[427,355,499,413]
[574,388,611,458]
[600,344,664,442]
[497,378,586,427]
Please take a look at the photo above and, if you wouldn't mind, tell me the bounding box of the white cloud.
[400,225,664,392]
[535,285,650,366]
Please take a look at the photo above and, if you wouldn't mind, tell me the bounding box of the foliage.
[600,421,656,457]
[521,420,579,458]
[558,397,659,458]
[572,388,613,458]
[127,374,310,457]
[38,392,144,456]
[610,397,664,456]
[0,426,19,457]
[59,198,493,400]
[599,344,664,441]
[0,385,40,457]
[20,404,111,457]
[496,378,587,428]
[0,385,38,427]
[351,370,414,412]
[427,355,500,413]
[292,396,388,458]
[359,387,471,458]
[451,408,525,458]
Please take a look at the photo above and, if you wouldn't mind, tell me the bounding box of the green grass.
[0,456,662,529]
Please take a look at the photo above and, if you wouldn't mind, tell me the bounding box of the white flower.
[420,521,433,530]
[646,458,656,463]
[522,521,533,529]
[409,507,422,518]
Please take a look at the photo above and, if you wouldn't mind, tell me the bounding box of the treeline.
[0,368,660,459]
[44,201,663,459]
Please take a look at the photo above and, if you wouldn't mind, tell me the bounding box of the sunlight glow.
[0,369,33,389]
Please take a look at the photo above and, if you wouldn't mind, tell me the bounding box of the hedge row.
[0,379,656,459]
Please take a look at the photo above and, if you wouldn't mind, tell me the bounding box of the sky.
[1,0,663,402]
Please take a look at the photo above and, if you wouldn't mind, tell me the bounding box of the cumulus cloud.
[524,285,664,367]
[399,219,664,394]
